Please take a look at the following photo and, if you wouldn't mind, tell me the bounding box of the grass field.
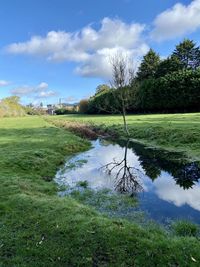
[49,113,200,161]
[1,116,200,266]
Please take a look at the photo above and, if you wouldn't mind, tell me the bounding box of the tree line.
[80,39,200,114]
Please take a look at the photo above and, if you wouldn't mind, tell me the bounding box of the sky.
[0,0,200,105]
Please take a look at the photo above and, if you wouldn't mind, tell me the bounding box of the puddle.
[55,138,200,224]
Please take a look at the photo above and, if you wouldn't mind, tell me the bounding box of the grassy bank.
[1,116,200,266]
[48,113,200,161]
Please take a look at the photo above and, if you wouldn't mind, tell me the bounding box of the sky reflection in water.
[55,139,200,224]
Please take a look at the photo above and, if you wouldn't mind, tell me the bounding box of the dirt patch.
[50,120,113,140]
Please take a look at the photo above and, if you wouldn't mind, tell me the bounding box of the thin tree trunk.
[122,105,129,136]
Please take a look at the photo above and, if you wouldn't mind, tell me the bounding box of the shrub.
[87,69,200,114]
[172,221,199,237]
[135,69,200,112]
[55,108,78,115]
[79,99,89,114]
[0,96,26,117]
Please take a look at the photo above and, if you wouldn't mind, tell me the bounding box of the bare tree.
[109,53,135,135]
[100,139,143,195]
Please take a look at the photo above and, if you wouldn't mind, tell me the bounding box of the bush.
[87,69,200,114]
[135,69,200,112]
[0,96,26,117]
[55,108,78,115]
[79,99,89,114]
[88,87,136,114]
[24,107,47,115]
[172,221,199,237]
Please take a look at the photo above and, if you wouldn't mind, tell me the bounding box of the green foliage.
[25,106,47,115]
[87,69,200,113]
[88,89,119,114]
[172,221,199,237]
[87,39,200,116]
[55,108,77,115]
[88,86,136,114]
[172,39,200,69]
[79,99,89,114]
[95,84,110,95]
[0,96,26,117]
[136,69,200,112]
[136,49,160,81]
[155,56,183,78]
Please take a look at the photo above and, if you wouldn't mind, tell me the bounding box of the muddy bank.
[50,119,117,140]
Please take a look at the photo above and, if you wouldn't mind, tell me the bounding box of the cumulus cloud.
[37,82,48,90]
[11,82,56,99]
[36,90,56,98]
[0,80,10,86]
[6,18,149,78]
[151,0,200,41]
[76,45,148,78]
[154,173,200,212]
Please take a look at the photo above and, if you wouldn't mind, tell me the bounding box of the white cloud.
[11,85,34,95]
[11,82,56,99]
[0,80,10,86]
[6,18,148,78]
[76,45,148,78]
[37,90,56,98]
[151,0,200,41]
[154,172,200,212]
[37,82,48,90]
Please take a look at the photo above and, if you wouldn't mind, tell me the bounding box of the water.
[55,138,200,224]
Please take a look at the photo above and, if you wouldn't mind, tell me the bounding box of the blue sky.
[0,0,199,105]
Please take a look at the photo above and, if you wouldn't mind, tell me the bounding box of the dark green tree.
[172,39,200,69]
[136,49,160,81]
[155,56,182,78]
[95,84,110,95]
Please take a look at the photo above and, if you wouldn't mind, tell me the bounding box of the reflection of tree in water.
[101,139,143,195]
[116,139,200,190]
[173,162,200,189]
[116,139,162,181]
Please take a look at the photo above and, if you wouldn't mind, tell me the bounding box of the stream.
[55,138,200,225]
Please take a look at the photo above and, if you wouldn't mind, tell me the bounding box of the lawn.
[0,116,200,267]
[49,113,200,161]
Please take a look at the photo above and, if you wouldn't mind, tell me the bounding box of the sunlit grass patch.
[1,116,200,266]
[49,113,200,161]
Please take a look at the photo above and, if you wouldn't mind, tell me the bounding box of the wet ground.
[55,138,200,224]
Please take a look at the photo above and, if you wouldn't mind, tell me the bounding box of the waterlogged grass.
[49,113,200,161]
[66,185,146,224]
[1,116,200,266]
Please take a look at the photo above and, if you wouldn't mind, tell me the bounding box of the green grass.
[172,221,199,237]
[1,116,200,266]
[49,113,200,161]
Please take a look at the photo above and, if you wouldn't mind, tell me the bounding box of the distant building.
[47,104,56,115]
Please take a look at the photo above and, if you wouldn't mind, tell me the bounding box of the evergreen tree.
[136,49,160,81]
[172,39,200,69]
[155,56,182,78]
[95,84,110,95]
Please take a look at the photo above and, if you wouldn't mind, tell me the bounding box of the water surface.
[55,138,200,224]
